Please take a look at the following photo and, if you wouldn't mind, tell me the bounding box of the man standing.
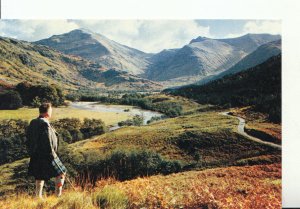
[26,102,67,198]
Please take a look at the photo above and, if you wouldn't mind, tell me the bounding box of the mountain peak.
[189,36,210,44]
[69,28,105,37]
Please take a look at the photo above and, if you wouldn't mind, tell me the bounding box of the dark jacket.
[26,116,59,180]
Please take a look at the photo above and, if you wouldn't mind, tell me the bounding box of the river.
[70,102,164,131]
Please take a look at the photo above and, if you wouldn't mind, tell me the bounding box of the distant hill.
[0,36,162,91]
[81,68,162,90]
[36,29,152,75]
[168,55,282,122]
[196,39,281,85]
[145,34,281,83]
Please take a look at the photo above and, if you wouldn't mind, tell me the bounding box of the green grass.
[70,110,280,166]
[145,94,209,114]
[0,158,30,195]
[0,106,131,126]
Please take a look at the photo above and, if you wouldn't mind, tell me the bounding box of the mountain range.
[0,28,281,91]
[0,36,161,91]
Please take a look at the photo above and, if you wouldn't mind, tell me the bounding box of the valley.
[0,26,282,208]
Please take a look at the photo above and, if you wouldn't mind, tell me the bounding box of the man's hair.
[39,102,52,114]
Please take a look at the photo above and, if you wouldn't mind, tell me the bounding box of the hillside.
[169,55,281,122]
[0,36,97,90]
[36,29,152,75]
[145,33,281,83]
[0,163,281,209]
[81,68,162,90]
[0,94,281,207]
[0,103,281,193]
[0,36,161,91]
[197,39,282,85]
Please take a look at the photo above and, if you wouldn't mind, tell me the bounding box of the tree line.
[67,93,183,118]
[0,82,65,109]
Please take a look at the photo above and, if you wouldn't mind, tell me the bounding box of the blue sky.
[0,20,281,53]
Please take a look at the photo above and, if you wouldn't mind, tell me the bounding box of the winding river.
[70,102,163,131]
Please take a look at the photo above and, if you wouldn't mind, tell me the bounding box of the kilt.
[28,155,67,181]
[28,155,57,181]
[51,156,68,176]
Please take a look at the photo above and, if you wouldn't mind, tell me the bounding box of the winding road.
[220,112,282,150]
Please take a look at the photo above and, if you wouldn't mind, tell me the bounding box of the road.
[220,112,282,150]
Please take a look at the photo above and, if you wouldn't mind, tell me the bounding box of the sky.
[0,20,281,53]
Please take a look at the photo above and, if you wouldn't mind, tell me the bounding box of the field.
[0,106,131,126]
[0,163,281,209]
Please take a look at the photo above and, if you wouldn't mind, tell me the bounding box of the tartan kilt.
[28,155,67,180]
[51,156,68,176]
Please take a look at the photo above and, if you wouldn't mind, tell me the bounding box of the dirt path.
[221,112,282,150]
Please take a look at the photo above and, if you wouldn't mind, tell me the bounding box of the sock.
[55,175,65,197]
[35,180,44,198]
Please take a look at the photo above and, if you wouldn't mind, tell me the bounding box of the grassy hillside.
[169,55,281,123]
[70,110,280,166]
[0,109,281,196]
[0,37,162,91]
[0,93,281,208]
[0,163,281,209]
[0,37,96,90]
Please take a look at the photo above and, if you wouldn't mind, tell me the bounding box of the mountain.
[0,36,96,90]
[81,68,162,90]
[168,54,282,122]
[145,39,246,82]
[196,39,282,85]
[214,33,281,53]
[145,33,281,83]
[0,36,162,91]
[36,29,152,75]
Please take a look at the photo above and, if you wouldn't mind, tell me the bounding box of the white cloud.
[0,20,78,41]
[70,20,210,52]
[0,20,210,52]
[0,20,280,53]
[225,20,281,38]
[244,20,281,34]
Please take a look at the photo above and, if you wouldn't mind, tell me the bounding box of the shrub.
[30,96,41,108]
[0,90,23,109]
[80,150,183,183]
[80,118,106,138]
[0,119,29,164]
[52,118,106,143]
[118,115,144,127]
[147,116,163,124]
[132,115,144,126]
[15,82,65,107]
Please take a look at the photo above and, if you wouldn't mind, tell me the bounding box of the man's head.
[39,103,52,118]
